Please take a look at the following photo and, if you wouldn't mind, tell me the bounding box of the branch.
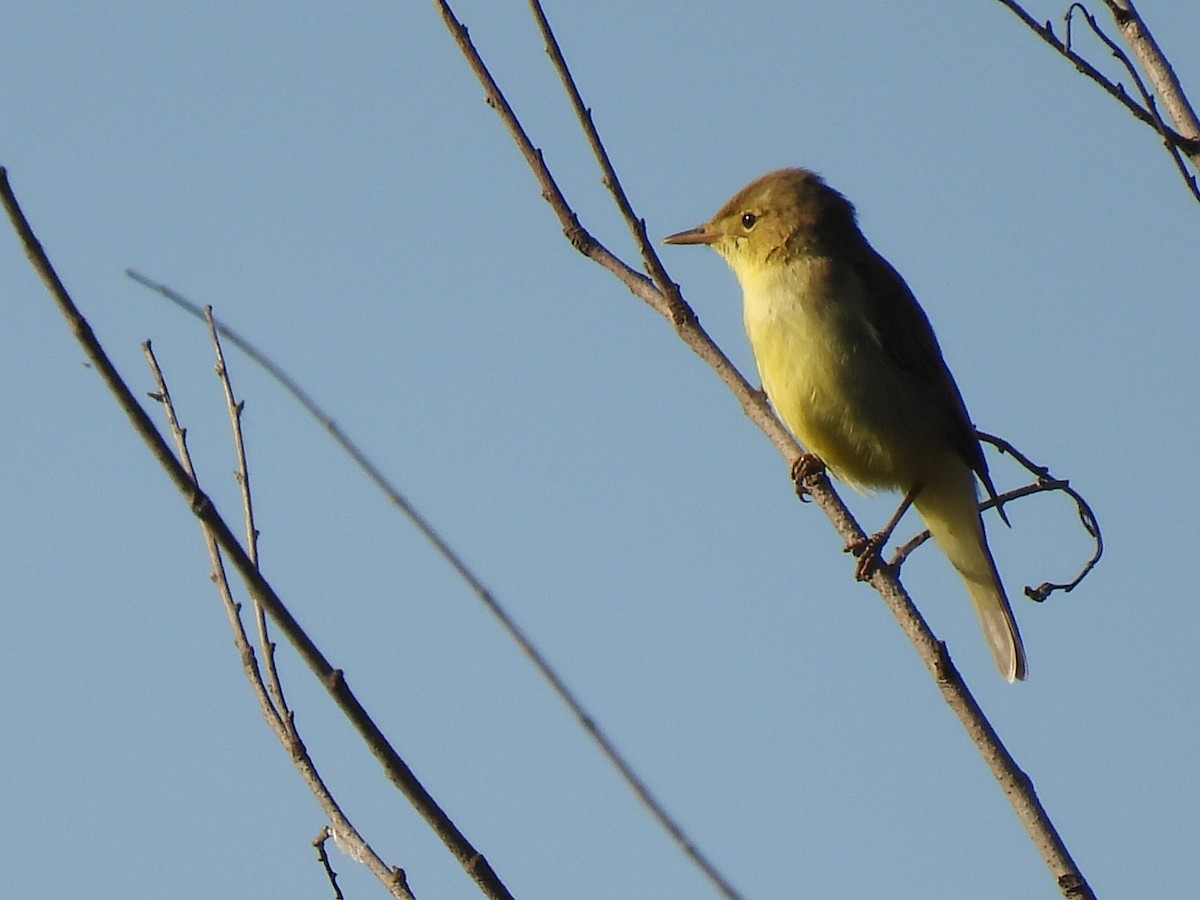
[433,0,786,458]
[993,0,1200,203]
[1065,3,1200,202]
[525,0,676,299]
[141,340,413,897]
[1103,0,1200,147]
[0,167,509,900]
[433,5,1096,898]
[127,270,746,899]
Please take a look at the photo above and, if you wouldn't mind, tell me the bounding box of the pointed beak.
[663,224,719,246]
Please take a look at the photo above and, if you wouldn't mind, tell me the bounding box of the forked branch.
[142,337,413,898]
[994,0,1199,202]
[126,268,746,899]
[0,167,511,900]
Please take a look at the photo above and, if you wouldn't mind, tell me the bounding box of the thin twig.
[199,309,413,892]
[1,167,499,900]
[313,827,345,900]
[525,0,682,308]
[992,0,1199,203]
[142,342,281,722]
[126,271,744,900]
[141,341,415,899]
[890,433,1103,602]
[431,7,1097,897]
[1065,3,1200,202]
[204,305,291,717]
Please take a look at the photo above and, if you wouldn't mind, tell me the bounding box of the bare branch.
[128,270,746,898]
[433,0,786,463]
[525,0,678,299]
[1,167,503,900]
[1103,0,1200,144]
[991,1,1190,145]
[1064,4,1200,201]
[141,341,415,899]
[993,0,1199,203]
[431,8,1097,897]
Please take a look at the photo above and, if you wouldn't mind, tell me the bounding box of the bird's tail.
[913,462,1027,682]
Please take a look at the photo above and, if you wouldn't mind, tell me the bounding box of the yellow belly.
[741,264,935,492]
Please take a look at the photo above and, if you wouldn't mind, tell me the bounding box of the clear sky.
[2,2,1198,898]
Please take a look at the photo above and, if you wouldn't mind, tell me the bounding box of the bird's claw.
[846,531,890,581]
[790,453,826,501]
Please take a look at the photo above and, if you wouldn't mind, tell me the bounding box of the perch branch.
[432,5,1097,897]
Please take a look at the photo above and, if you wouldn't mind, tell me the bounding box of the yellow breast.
[737,257,922,491]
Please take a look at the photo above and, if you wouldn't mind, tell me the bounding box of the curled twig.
[981,431,1103,601]
[889,432,1102,603]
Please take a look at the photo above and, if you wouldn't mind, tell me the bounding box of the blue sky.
[2,2,1198,898]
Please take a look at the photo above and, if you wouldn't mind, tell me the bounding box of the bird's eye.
[741,212,758,230]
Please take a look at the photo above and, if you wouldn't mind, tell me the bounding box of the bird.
[664,168,1026,682]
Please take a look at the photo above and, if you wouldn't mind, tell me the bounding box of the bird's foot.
[845,482,922,581]
[790,453,826,501]
[845,531,890,581]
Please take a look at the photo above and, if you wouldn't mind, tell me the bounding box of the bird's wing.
[850,242,1006,518]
